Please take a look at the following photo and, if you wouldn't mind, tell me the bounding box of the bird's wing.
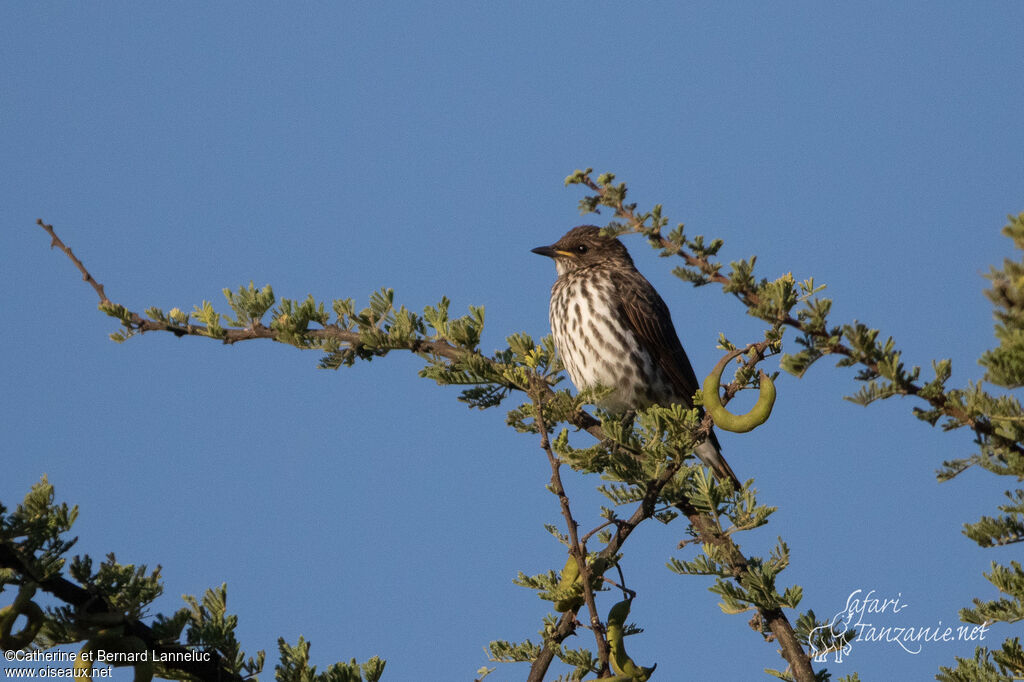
[618,269,729,475]
[618,274,702,406]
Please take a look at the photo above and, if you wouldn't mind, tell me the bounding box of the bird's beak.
[532,245,575,259]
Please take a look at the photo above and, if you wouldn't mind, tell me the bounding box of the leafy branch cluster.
[935,214,1024,682]
[0,477,384,682]
[32,214,828,681]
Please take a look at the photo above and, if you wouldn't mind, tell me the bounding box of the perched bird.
[532,225,739,486]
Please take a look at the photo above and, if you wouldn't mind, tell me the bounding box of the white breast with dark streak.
[549,267,672,412]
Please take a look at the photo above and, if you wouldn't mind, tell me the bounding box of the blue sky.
[3,4,1023,680]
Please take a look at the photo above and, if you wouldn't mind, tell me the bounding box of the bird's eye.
[575,244,589,254]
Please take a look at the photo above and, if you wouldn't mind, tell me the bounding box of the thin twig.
[527,376,610,680]
[579,517,616,546]
[36,219,110,303]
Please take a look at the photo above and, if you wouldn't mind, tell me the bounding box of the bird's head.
[531,225,634,275]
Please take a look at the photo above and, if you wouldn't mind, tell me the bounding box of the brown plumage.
[533,225,739,486]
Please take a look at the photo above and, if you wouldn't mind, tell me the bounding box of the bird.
[532,225,740,486]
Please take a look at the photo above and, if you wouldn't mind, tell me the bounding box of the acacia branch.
[36,220,813,680]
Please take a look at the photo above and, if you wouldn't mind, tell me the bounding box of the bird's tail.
[694,440,742,489]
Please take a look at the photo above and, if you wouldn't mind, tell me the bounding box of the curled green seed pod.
[0,584,44,650]
[606,600,656,681]
[702,349,776,433]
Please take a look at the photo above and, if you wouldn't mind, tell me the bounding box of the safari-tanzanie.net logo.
[809,589,991,662]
